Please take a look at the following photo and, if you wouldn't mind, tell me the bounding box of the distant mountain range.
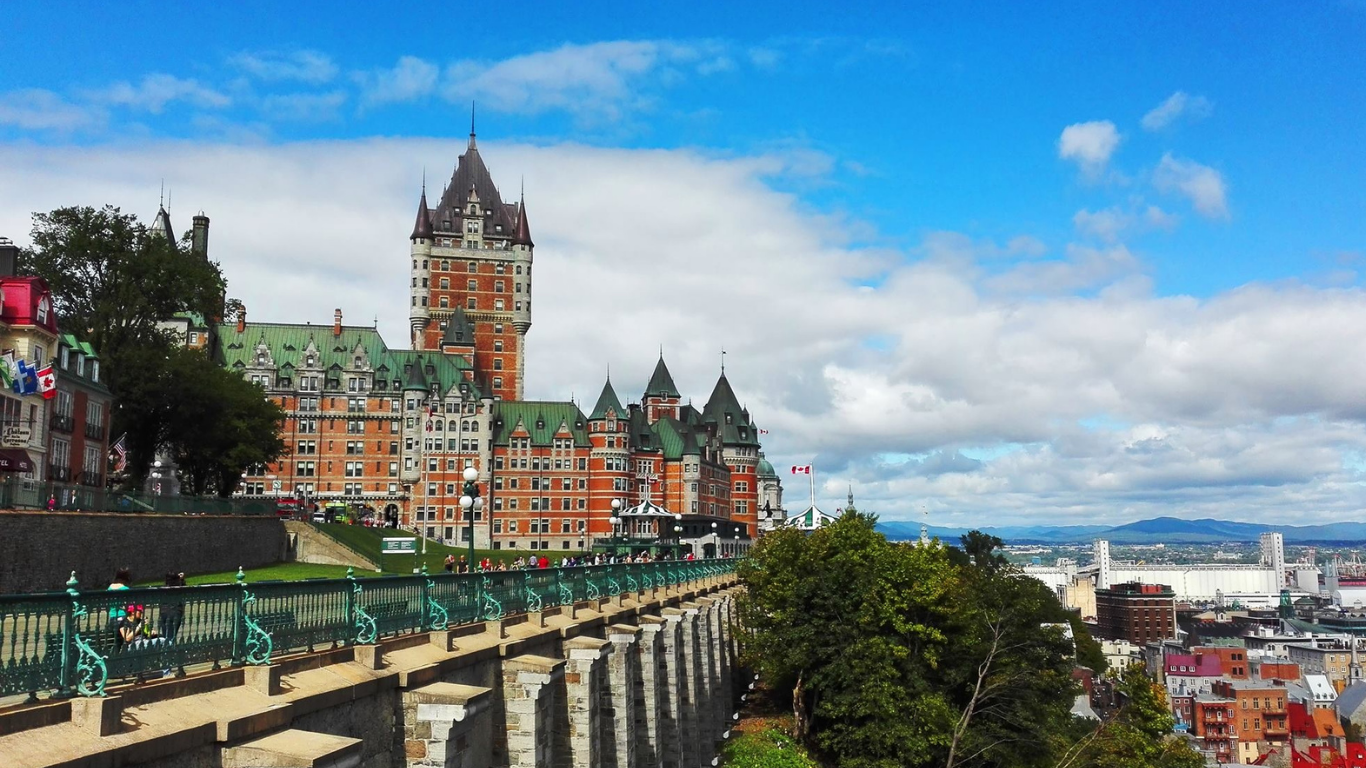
[876,516,1366,545]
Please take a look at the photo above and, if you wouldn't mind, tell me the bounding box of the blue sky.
[4,2,1366,526]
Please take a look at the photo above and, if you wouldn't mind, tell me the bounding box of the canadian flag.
[791,465,811,475]
[36,365,56,399]
[758,428,769,435]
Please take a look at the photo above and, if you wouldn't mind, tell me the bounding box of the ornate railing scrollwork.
[236,569,274,665]
[348,569,377,645]
[481,575,505,621]
[424,568,449,631]
[66,573,107,697]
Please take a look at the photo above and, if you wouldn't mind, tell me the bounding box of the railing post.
[57,572,78,698]
[231,566,247,666]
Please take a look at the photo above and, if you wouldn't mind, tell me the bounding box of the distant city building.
[1095,581,1178,645]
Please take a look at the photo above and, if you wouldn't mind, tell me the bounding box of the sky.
[2,2,1365,528]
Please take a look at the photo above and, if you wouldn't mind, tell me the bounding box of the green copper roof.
[650,417,704,459]
[702,373,761,447]
[492,401,590,447]
[402,355,430,391]
[644,356,680,398]
[589,377,626,420]
[756,456,777,478]
[216,321,480,398]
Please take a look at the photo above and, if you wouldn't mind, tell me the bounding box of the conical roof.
[410,189,433,240]
[644,356,680,398]
[402,357,429,391]
[513,195,533,247]
[442,307,475,347]
[590,376,625,419]
[703,373,760,446]
[431,134,518,237]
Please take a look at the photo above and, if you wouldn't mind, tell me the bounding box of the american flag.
[110,433,128,472]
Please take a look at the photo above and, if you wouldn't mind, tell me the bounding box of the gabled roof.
[644,356,680,398]
[702,372,760,447]
[589,377,625,420]
[491,401,590,447]
[1335,682,1366,718]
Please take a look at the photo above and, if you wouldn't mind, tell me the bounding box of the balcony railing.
[79,471,101,487]
[50,413,74,433]
[48,465,71,482]
[0,559,736,699]
[84,422,104,441]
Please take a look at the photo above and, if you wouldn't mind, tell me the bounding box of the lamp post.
[672,512,683,557]
[459,466,483,572]
[610,498,623,550]
[711,521,718,559]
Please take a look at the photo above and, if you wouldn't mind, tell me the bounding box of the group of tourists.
[442,549,695,574]
[105,568,186,653]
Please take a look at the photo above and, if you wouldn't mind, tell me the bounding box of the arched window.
[467,262,478,273]
[440,260,449,271]
[470,421,479,433]
[447,419,458,431]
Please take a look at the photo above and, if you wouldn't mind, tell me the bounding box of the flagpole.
[809,463,815,510]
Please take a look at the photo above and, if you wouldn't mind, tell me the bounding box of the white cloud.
[0,89,102,131]
[1073,203,1181,241]
[441,40,718,120]
[1153,153,1229,219]
[258,91,348,122]
[1058,120,1121,176]
[96,74,231,113]
[1,138,1359,527]
[1141,90,1213,131]
[230,50,338,84]
[354,56,440,107]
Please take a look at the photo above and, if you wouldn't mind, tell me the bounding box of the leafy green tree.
[1060,665,1203,768]
[19,205,277,490]
[20,205,224,391]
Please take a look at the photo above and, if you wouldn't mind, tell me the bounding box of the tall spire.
[513,187,534,246]
[410,184,434,240]
[468,102,477,150]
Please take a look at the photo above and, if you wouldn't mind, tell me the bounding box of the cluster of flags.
[0,352,55,399]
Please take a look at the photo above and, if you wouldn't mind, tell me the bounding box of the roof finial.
[422,166,426,194]
[159,179,164,208]
[721,347,726,374]
[659,344,663,359]
[468,102,477,150]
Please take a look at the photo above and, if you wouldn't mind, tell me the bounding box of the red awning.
[0,449,34,473]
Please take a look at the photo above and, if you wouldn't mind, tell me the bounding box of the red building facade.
[229,131,777,549]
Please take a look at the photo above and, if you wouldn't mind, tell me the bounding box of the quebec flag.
[15,360,38,396]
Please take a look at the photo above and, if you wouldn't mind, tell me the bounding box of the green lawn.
[310,522,590,574]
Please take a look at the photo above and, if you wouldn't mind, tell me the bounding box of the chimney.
[333,308,343,337]
[191,212,210,257]
[0,237,17,276]
[236,303,247,333]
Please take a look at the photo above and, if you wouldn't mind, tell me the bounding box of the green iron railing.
[0,560,736,699]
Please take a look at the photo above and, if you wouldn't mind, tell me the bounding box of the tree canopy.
[737,513,1199,768]
[20,205,280,493]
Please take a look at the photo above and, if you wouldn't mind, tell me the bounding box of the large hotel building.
[215,130,783,551]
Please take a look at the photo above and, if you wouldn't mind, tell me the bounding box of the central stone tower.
[409,125,533,401]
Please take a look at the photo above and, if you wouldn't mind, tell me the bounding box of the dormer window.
[76,354,84,376]
[91,361,99,382]
[306,355,315,367]
[60,347,69,369]
[257,353,267,365]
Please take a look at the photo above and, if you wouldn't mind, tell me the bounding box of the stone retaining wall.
[0,510,287,593]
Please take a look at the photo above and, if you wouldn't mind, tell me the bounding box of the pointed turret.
[441,307,475,348]
[403,357,429,392]
[644,355,681,399]
[590,376,626,420]
[703,372,760,446]
[513,193,534,247]
[150,204,174,242]
[410,189,433,240]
